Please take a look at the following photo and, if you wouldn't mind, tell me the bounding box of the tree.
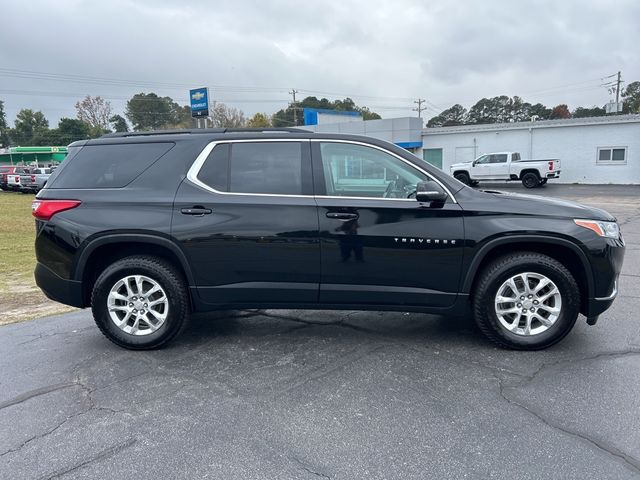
[622,81,640,114]
[109,114,129,132]
[0,100,8,148]
[467,97,499,124]
[11,109,50,145]
[210,103,246,128]
[52,118,91,145]
[247,112,271,128]
[572,106,606,118]
[125,93,174,131]
[529,103,551,120]
[75,95,112,130]
[549,104,571,119]
[427,104,468,127]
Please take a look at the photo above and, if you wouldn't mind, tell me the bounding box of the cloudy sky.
[1,0,639,126]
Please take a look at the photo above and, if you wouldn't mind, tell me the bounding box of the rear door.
[172,139,320,306]
[486,153,510,179]
[312,140,464,307]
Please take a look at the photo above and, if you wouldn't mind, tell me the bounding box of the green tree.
[0,100,8,147]
[247,112,272,128]
[109,114,129,132]
[51,118,91,145]
[529,103,551,120]
[549,104,571,119]
[427,104,468,127]
[125,93,174,131]
[572,106,606,118]
[622,81,640,113]
[11,109,50,145]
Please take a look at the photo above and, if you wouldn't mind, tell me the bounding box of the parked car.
[19,167,53,193]
[33,130,624,350]
[450,152,561,188]
[1,166,27,191]
[5,167,31,191]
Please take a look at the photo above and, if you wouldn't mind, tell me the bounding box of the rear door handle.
[326,212,358,220]
[181,207,212,216]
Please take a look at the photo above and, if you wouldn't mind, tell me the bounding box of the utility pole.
[289,89,299,125]
[413,98,426,118]
[615,71,622,112]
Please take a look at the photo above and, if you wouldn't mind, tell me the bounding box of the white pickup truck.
[450,152,561,188]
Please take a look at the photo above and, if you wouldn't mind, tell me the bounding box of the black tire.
[454,172,470,185]
[91,255,190,350]
[472,252,580,350]
[521,172,540,188]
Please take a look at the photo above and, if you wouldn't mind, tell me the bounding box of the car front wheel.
[91,255,190,350]
[472,252,580,350]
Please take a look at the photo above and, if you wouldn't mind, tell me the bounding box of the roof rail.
[101,127,306,138]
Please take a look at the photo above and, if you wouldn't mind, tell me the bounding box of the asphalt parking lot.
[1,184,639,479]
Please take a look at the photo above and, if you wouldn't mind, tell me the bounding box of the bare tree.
[210,103,246,128]
[75,95,113,130]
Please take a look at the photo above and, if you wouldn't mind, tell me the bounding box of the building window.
[597,147,627,165]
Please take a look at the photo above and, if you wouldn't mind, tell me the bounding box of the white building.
[422,115,640,184]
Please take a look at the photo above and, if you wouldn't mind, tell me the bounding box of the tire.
[472,252,580,350]
[91,255,190,350]
[454,172,470,185]
[521,172,540,188]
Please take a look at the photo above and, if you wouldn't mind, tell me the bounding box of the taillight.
[32,200,81,221]
[548,161,553,171]
[31,175,36,182]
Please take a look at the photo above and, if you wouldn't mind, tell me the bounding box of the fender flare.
[73,233,195,285]
[461,235,594,297]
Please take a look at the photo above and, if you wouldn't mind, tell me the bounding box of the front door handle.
[326,212,358,220]
[181,206,212,216]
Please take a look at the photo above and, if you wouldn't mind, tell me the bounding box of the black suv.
[33,129,624,350]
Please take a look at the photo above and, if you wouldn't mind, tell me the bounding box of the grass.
[0,191,74,324]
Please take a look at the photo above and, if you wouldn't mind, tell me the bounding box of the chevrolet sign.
[189,87,209,118]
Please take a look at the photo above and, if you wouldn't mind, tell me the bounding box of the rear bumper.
[546,171,561,178]
[35,262,84,308]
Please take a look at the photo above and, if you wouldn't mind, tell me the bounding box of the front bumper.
[35,262,84,308]
[586,279,618,317]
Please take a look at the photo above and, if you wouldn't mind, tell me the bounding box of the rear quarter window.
[49,142,174,189]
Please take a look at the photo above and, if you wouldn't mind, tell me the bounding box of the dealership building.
[301,110,640,184]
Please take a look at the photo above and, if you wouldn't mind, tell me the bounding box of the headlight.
[574,219,620,238]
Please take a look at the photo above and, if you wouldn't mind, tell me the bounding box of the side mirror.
[415,181,447,204]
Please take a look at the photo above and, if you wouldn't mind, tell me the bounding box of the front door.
[312,141,464,307]
[172,139,320,306]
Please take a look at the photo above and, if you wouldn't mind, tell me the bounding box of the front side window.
[197,142,305,195]
[319,142,428,199]
[475,155,491,165]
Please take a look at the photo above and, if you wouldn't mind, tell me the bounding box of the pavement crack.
[0,382,78,411]
[498,377,640,475]
[40,438,137,479]
[290,456,332,479]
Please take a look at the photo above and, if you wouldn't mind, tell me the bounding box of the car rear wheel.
[521,172,540,188]
[472,252,580,350]
[454,172,470,185]
[91,255,190,350]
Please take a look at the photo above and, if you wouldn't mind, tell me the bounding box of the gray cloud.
[0,0,638,125]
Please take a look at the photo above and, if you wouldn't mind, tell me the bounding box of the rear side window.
[49,142,174,189]
[196,142,307,195]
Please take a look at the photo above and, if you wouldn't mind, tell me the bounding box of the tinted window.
[320,142,427,198]
[612,148,626,161]
[50,142,174,189]
[512,153,521,161]
[229,142,303,195]
[598,149,611,161]
[197,144,230,192]
[491,154,508,163]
